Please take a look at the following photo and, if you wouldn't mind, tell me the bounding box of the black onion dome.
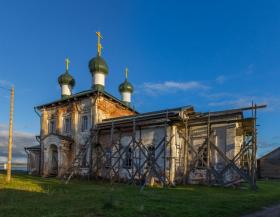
[58,71,75,87]
[88,55,109,75]
[119,79,134,93]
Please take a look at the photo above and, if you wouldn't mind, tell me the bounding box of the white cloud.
[206,93,280,111]
[143,81,208,94]
[208,98,253,107]
[215,75,227,84]
[199,92,234,99]
[0,124,37,163]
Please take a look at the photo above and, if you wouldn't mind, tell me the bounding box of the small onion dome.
[58,71,75,87]
[119,79,134,93]
[88,55,109,75]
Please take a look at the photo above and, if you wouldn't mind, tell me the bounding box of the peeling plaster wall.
[42,135,72,177]
[39,97,93,176]
[38,94,136,177]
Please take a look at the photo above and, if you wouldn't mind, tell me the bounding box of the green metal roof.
[35,89,138,113]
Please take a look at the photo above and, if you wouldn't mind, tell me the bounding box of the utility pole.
[6,86,14,183]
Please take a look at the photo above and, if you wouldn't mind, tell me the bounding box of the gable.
[259,147,280,161]
[96,95,136,122]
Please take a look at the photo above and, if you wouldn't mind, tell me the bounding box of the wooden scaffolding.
[66,104,266,189]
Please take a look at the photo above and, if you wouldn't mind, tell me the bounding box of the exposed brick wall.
[96,96,136,122]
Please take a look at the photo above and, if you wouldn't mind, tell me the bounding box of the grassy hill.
[0,173,280,217]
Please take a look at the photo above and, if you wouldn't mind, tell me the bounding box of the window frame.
[105,148,112,168]
[123,147,133,169]
[64,117,71,134]
[81,115,89,132]
[48,119,56,134]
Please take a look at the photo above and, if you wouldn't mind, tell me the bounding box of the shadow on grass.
[1,172,280,217]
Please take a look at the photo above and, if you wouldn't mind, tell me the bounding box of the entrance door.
[49,144,58,176]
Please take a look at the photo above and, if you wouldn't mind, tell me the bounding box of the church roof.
[35,89,138,113]
[97,106,194,129]
[96,105,256,130]
[258,146,280,160]
[25,145,40,151]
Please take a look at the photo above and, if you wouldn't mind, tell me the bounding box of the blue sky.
[0,0,279,161]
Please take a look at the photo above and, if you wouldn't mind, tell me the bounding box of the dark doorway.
[49,144,58,176]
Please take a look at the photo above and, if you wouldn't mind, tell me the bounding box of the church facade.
[26,33,261,187]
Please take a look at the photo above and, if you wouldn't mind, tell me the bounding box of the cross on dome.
[96,31,103,56]
[65,57,70,72]
[125,67,128,79]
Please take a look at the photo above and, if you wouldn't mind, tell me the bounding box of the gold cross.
[96,31,103,56]
[65,57,70,71]
[125,67,128,79]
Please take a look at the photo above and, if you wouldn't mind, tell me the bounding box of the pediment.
[42,133,73,144]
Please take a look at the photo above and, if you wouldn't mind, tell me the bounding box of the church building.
[25,32,264,188]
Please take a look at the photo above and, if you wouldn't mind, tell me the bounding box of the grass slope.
[0,173,280,217]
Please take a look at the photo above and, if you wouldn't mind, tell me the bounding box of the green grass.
[0,172,280,217]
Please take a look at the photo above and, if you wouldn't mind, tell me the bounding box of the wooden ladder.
[64,130,96,184]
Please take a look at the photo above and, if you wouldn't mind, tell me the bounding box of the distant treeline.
[0,162,26,166]
[0,163,27,171]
